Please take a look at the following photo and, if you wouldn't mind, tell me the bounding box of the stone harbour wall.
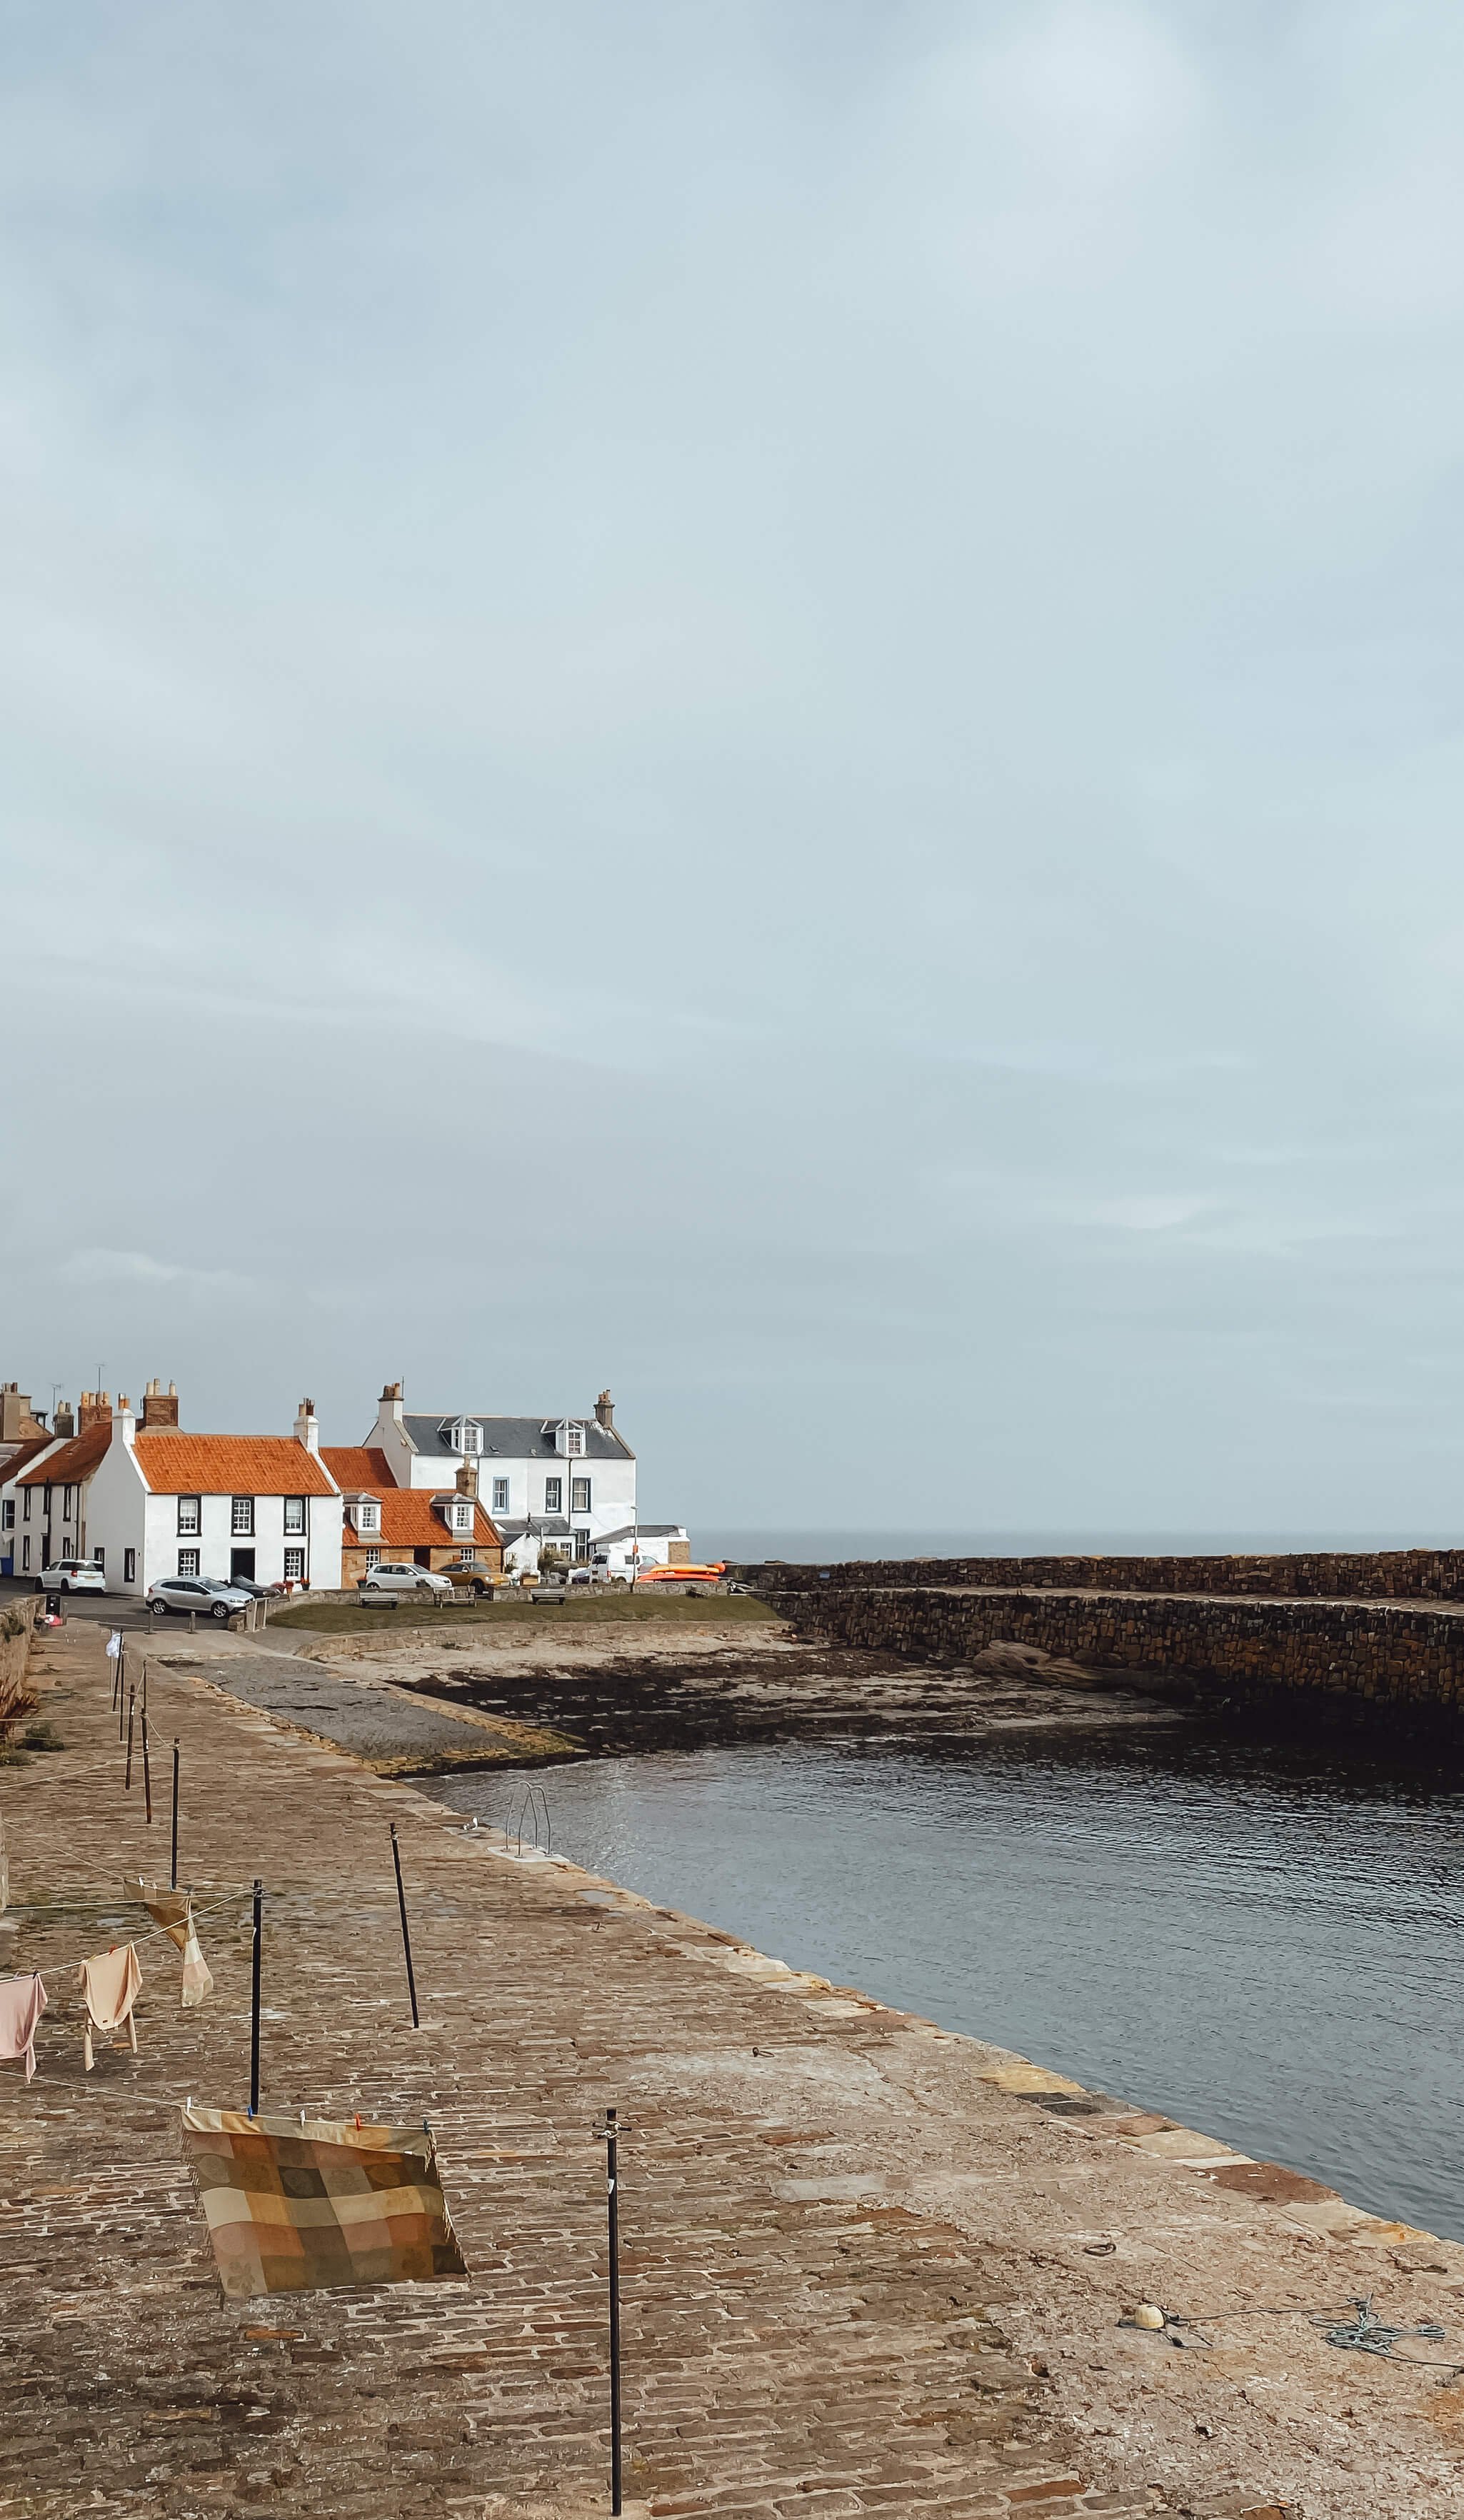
[759,1579,1464,1735]
[742,1547,1464,1600]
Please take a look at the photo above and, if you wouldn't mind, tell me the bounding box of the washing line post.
[596,2106,624,2516]
[389,1824,421,2029]
[170,1742,180,1889]
[125,1683,135,1789]
[111,1635,123,1716]
[141,1708,153,1824]
[249,1880,263,2115]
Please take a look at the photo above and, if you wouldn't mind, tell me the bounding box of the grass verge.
[267,1590,778,1637]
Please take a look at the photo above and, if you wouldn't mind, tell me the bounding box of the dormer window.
[451,1500,471,1532]
[547,1420,586,1457]
[356,1498,380,1533]
[443,1418,481,1456]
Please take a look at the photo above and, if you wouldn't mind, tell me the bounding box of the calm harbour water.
[434,1731,1464,2242]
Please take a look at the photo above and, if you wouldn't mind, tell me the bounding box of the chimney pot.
[594,1389,615,1430]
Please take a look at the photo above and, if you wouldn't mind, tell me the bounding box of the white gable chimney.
[294,1398,321,1455]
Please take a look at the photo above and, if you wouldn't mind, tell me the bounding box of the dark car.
[226,1577,286,1601]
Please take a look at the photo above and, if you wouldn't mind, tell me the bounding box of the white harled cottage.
[362,1383,636,1564]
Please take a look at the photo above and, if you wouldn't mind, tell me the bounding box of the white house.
[85,1397,344,1594]
[1,1422,78,1579]
[591,1523,691,1578]
[362,1383,637,1565]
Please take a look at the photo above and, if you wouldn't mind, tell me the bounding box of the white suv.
[360,1562,454,1600]
[39,1558,108,1595]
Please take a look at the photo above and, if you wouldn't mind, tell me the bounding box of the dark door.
[413,1546,432,1567]
[231,1547,256,1582]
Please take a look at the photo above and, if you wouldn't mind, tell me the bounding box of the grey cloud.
[4,2,1464,1535]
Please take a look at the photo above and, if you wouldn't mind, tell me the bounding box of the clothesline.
[2,1889,251,1976]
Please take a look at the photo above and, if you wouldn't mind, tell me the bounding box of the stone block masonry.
[748,1549,1464,1602]
[2,1624,1459,2516]
[755,1574,1464,1738]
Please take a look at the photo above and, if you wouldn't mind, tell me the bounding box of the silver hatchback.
[146,1576,251,1622]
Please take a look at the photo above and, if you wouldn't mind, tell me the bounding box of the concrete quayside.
[2,1608,1464,2514]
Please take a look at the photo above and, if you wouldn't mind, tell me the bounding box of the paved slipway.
[3,1631,1464,2519]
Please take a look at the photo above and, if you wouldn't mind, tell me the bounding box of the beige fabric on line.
[124,1878,214,2008]
[77,1945,141,2072]
[0,1974,47,2082]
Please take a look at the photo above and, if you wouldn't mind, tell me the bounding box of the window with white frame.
[283,1547,305,1581]
[284,1495,306,1534]
[21,1537,30,1570]
[571,1477,591,1514]
[356,1498,379,1532]
[491,1477,509,1513]
[544,1476,562,1514]
[563,1423,584,1455]
[364,1546,380,1571]
[231,1496,254,1536]
[178,1547,200,1577]
[451,1500,471,1531]
[1,1500,11,1530]
[446,1419,481,1455]
[177,1495,201,1535]
[458,1546,476,1564]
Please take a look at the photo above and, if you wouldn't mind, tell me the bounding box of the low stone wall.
[741,1547,1464,1600]
[0,1595,38,1725]
[760,1579,1464,1737]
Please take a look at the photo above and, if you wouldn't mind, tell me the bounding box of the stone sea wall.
[741,1547,1464,1600]
[755,1576,1464,1736]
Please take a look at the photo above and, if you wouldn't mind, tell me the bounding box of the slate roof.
[400,1414,633,1463]
[16,1422,114,1487]
[1,1432,64,1488]
[131,1435,339,1498]
[494,1517,574,1542]
[593,1525,688,1545]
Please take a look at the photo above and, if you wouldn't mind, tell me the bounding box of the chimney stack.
[455,1457,478,1502]
[79,1390,114,1435]
[111,1395,136,1445]
[141,1376,180,1430]
[52,1400,76,1440]
[380,1380,405,1427]
[295,1399,321,1455]
[594,1389,615,1431]
[0,1384,43,1444]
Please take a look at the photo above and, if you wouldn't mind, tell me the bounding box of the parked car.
[359,1562,455,1600]
[36,1558,107,1595]
[448,1562,497,1597]
[564,1567,597,1589]
[226,1576,286,1600]
[147,1575,251,1621]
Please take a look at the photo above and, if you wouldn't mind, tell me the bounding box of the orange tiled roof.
[132,1434,339,1498]
[17,1421,113,1486]
[2,1432,64,1487]
[344,1491,500,1550]
[321,1446,395,1489]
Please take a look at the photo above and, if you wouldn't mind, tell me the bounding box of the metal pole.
[249,1880,263,2114]
[605,2107,623,2514]
[141,1709,153,1824]
[141,1656,148,1720]
[389,1824,421,2029]
[119,1656,127,1741]
[111,1636,122,1715]
[125,1684,135,1789]
[171,1741,180,1889]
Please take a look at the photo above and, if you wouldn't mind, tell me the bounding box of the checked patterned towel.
[181,2107,468,2298]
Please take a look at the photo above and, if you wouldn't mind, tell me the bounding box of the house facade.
[321,1445,503,1587]
[6,1393,116,1578]
[361,1383,636,1564]
[84,1397,344,1592]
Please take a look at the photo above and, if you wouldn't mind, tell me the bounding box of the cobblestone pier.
[1,1622,1457,2519]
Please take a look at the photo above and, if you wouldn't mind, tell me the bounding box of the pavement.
[3,1620,1461,2517]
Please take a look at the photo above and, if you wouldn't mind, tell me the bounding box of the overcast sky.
[4,1,1464,1538]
